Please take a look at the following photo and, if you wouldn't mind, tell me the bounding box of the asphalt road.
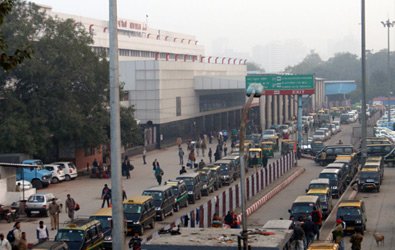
[248,120,395,249]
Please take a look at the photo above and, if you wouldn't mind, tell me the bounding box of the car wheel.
[52,177,59,184]
[65,175,71,181]
[31,179,43,189]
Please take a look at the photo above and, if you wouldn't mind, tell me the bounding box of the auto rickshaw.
[262,136,279,151]
[248,148,263,168]
[281,139,296,155]
[261,141,274,158]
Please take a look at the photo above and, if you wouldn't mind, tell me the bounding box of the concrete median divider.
[146,152,297,242]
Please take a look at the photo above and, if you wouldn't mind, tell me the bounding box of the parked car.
[51,162,78,181]
[44,164,65,184]
[313,130,326,141]
[333,121,341,133]
[25,193,62,217]
[164,179,189,211]
[142,186,175,221]
[16,180,32,190]
[319,127,331,138]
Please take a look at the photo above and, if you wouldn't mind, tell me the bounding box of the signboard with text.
[246,74,315,95]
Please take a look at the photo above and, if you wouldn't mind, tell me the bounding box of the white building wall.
[120,60,247,125]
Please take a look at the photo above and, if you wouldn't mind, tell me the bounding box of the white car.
[262,129,278,140]
[44,164,65,183]
[16,180,33,190]
[51,161,78,180]
[313,130,326,141]
[333,121,341,133]
[319,127,331,139]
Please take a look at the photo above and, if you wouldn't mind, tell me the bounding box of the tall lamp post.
[238,86,262,249]
[109,0,125,249]
[381,19,395,122]
[360,0,367,159]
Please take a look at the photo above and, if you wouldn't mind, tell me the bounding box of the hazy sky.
[31,0,395,70]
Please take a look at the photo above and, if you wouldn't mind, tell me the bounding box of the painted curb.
[238,168,306,221]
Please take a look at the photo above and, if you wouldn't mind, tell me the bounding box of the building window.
[199,92,244,112]
[176,97,181,116]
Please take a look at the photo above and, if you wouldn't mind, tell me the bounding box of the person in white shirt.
[0,233,12,250]
[36,221,49,243]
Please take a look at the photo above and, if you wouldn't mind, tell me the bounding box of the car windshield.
[309,184,328,189]
[142,191,163,201]
[200,175,208,181]
[28,195,44,202]
[219,166,230,175]
[319,173,337,181]
[90,216,111,230]
[177,178,193,186]
[55,230,84,242]
[280,125,288,129]
[123,204,142,214]
[337,207,361,217]
[69,163,77,169]
[360,172,379,179]
[291,203,314,214]
[263,130,274,135]
[315,131,324,135]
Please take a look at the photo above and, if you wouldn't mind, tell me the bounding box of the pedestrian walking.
[188,150,196,169]
[214,149,220,162]
[154,166,164,185]
[0,233,12,250]
[9,222,21,249]
[196,140,200,157]
[142,147,147,165]
[123,188,127,201]
[101,184,112,208]
[311,207,322,240]
[223,143,228,156]
[332,219,344,250]
[122,157,131,179]
[17,232,27,250]
[208,148,212,163]
[48,200,60,230]
[65,194,76,221]
[178,147,184,165]
[201,139,207,157]
[302,216,316,247]
[128,233,142,250]
[291,222,305,250]
[350,226,364,250]
[152,159,160,171]
[36,221,49,243]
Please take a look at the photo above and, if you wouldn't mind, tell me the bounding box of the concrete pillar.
[273,95,278,125]
[290,95,294,119]
[267,96,272,128]
[259,96,266,131]
[279,95,284,124]
[284,95,289,122]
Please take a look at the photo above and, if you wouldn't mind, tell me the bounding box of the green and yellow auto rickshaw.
[281,139,296,155]
[261,141,274,158]
[248,148,263,168]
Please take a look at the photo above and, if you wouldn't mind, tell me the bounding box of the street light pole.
[238,93,255,250]
[109,0,125,249]
[381,19,395,122]
[360,0,367,159]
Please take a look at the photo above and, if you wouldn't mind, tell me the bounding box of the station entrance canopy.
[246,74,315,95]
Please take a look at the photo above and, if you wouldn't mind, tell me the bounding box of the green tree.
[0,1,141,160]
[120,106,142,148]
[0,0,31,71]
[246,62,265,72]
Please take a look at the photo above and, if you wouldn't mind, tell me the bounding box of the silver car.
[25,193,62,217]
[313,130,326,141]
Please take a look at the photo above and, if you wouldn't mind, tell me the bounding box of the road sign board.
[246,74,315,95]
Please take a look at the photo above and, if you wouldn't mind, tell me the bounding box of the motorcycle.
[0,204,17,223]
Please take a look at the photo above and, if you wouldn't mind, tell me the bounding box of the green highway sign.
[246,74,315,95]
